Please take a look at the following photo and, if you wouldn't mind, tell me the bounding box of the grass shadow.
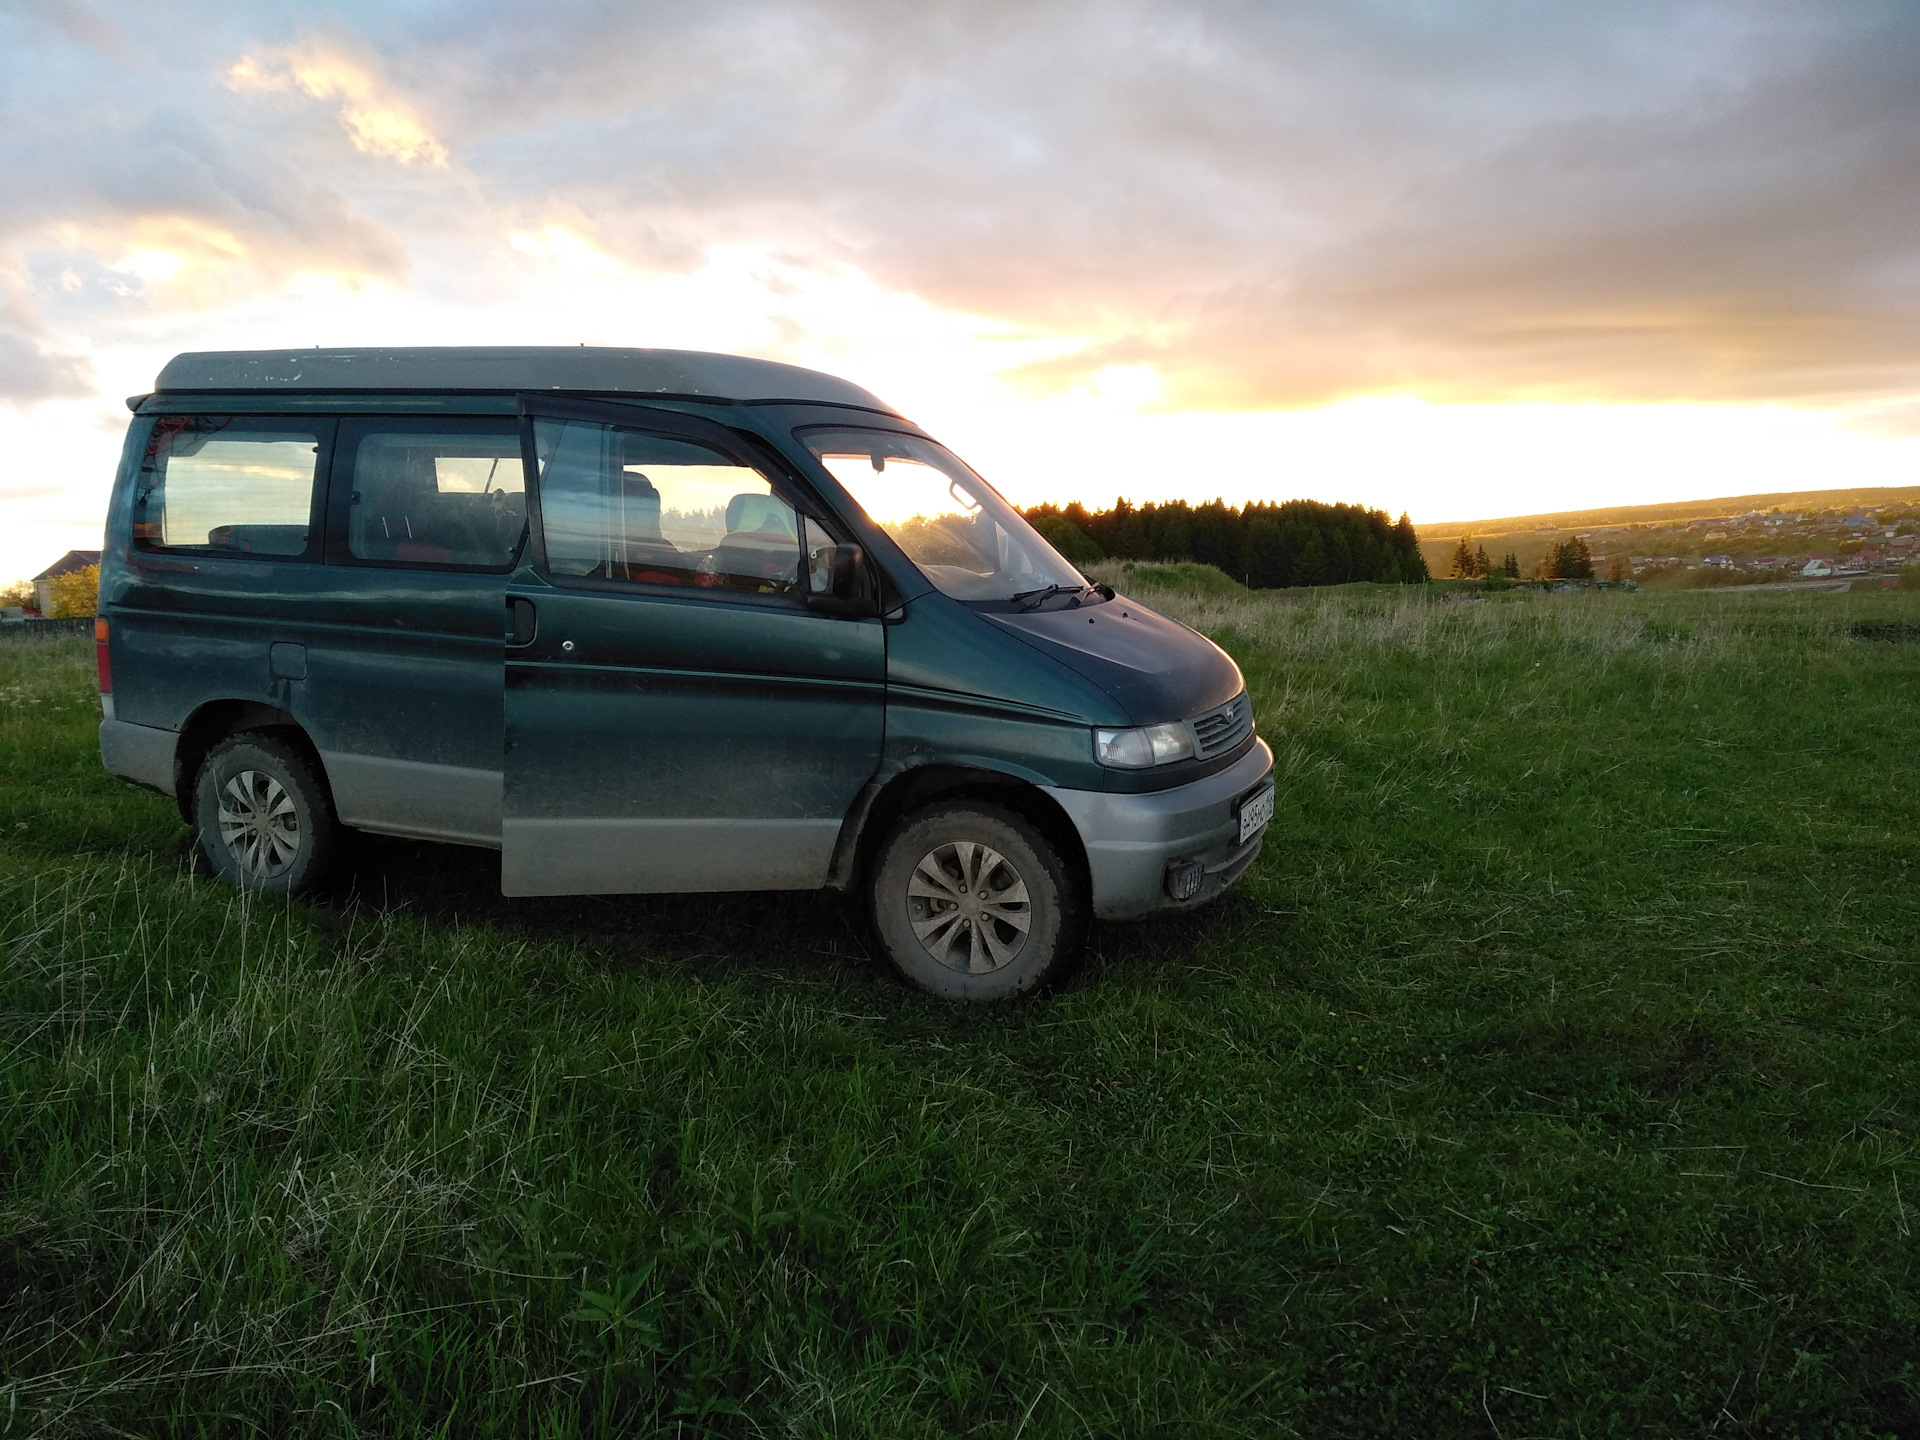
[320,830,883,988]
[315,829,1245,999]
[1070,890,1269,992]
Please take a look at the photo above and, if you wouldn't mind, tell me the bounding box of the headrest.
[725,493,793,535]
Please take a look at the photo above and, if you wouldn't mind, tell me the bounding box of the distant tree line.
[1448,539,1521,579]
[1536,536,1595,580]
[1447,534,1596,581]
[1024,498,1430,588]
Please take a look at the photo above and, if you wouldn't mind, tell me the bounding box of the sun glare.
[112,248,184,284]
[508,227,631,278]
[8,226,1917,587]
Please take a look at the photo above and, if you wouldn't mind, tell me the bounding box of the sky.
[4,0,1920,582]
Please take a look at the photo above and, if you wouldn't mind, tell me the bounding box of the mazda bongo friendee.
[95,347,1273,998]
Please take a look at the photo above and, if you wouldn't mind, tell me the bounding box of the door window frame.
[515,395,850,608]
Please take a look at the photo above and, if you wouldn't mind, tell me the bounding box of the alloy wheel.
[216,769,301,880]
[906,839,1032,974]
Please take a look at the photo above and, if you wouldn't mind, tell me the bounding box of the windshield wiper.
[1009,583,1071,611]
[1009,582,1100,612]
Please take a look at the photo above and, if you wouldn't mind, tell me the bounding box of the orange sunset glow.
[2,3,1918,581]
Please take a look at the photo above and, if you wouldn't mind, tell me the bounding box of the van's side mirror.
[806,542,878,618]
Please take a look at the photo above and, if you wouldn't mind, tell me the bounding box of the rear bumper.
[100,718,176,798]
[1048,739,1273,921]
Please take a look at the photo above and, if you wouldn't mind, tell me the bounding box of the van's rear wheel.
[192,733,339,896]
[870,802,1083,1000]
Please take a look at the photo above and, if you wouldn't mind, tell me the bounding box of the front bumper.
[1047,739,1273,920]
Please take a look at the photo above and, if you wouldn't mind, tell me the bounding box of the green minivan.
[96,348,1273,998]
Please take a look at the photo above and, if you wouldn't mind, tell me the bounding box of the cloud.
[508,225,630,277]
[227,42,449,167]
[0,0,1917,415]
[0,280,92,402]
[383,0,1920,409]
[0,47,414,315]
[0,330,92,402]
[4,0,121,51]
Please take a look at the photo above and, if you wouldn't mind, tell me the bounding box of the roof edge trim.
[153,347,897,413]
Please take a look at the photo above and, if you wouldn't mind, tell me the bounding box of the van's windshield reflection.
[803,429,1095,607]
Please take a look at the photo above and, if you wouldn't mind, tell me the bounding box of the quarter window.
[133,417,320,557]
[533,417,801,593]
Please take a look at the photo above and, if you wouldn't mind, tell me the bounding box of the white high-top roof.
[153,346,894,411]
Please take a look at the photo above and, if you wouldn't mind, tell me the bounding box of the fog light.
[1165,859,1204,902]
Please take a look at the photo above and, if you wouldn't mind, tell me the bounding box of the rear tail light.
[94,617,112,694]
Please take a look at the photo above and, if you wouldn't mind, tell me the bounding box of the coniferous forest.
[1023,498,1430,588]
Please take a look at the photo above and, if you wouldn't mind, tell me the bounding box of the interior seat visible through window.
[614,472,683,583]
[533,417,802,593]
[354,448,451,562]
[346,429,526,569]
[711,493,800,590]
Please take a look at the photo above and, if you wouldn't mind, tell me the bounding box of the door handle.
[506,596,537,647]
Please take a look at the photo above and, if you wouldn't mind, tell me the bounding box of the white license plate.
[1237,782,1275,843]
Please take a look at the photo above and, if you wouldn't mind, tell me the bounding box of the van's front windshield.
[803,428,1095,608]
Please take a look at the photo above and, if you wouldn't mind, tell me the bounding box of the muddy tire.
[870,801,1083,1001]
[192,732,340,896]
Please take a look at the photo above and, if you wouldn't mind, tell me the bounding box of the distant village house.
[32,550,101,613]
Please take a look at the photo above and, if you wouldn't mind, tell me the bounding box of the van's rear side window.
[134,416,322,558]
[342,422,526,570]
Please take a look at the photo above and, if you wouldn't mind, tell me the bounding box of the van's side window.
[534,418,801,593]
[133,416,321,558]
[345,425,526,569]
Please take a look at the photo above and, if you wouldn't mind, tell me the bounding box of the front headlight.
[1093,721,1195,769]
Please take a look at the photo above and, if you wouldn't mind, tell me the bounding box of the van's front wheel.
[192,732,340,896]
[870,802,1083,1000]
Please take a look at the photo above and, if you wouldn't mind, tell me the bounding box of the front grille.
[1190,691,1252,759]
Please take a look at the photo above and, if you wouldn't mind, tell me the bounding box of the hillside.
[1417,484,1920,580]
[1418,484,1920,541]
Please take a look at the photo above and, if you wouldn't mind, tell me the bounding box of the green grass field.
[4,579,1918,1437]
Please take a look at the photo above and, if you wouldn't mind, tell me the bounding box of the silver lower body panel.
[1048,739,1274,920]
[501,817,839,896]
[99,719,177,798]
[323,753,502,849]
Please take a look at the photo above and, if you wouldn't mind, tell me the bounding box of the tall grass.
[3,582,1918,1435]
